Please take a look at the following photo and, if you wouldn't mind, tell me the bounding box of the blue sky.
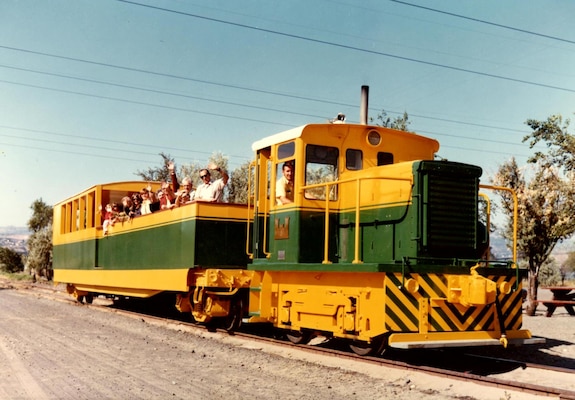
[1,0,574,227]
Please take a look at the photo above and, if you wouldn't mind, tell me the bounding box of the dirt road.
[0,287,561,400]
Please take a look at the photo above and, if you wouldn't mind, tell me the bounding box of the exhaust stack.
[360,85,369,125]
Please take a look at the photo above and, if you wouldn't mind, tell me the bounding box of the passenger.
[157,187,172,210]
[276,162,294,205]
[160,182,176,209]
[140,188,153,215]
[130,193,142,217]
[139,187,159,215]
[175,177,195,207]
[102,203,119,235]
[195,163,229,202]
[117,196,132,221]
[168,162,179,192]
[168,161,196,206]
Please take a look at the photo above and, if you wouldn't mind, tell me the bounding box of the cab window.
[305,144,339,201]
[346,149,362,170]
[377,152,394,165]
[278,142,295,159]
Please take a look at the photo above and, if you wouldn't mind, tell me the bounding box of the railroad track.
[10,279,575,400]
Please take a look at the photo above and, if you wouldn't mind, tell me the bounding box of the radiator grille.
[420,162,481,258]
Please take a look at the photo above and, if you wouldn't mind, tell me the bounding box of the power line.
[1,120,529,165]
[0,140,248,169]
[0,78,295,127]
[0,125,252,161]
[0,64,329,121]
[0,44,349,108]
[418,129,530,148]
[0,63,532,135]
[0,141,146,164]
[114,0,575,94]
[390,0,575,45]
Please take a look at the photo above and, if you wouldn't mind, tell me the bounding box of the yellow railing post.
[322,182,332,264]
[479,184,518,265]
[246,160,254,259]
[353,178,362,264]
[301,175,412,266]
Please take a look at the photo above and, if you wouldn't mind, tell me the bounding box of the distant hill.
[0,226,29,254]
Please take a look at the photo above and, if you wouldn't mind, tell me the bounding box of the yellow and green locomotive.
[53,93,540,354]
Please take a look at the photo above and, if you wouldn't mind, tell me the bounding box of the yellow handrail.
[245,159,255,259]
[301,175,413,265]
[479,184,518,265]
[478,192,491,262]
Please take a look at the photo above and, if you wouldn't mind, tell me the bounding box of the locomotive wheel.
[349,338,384,356]
[223,298,243,332]
[85,293,94,304]
[286,330,310,345]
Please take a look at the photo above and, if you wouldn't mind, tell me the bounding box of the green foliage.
[0,271,34,281]
[26,226,53,279]
[538,257,561,287]
[370,109,410,131]
[493,158,575,274]
[0,247,24,273]
[26,198,54,279]
[523,115,575,171]
[562,251,575,274]
[305,164,338,200]
[135,152,175,182]
[28,198,53,233]
[227,161,251,204]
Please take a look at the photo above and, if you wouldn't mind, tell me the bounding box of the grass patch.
[0,271,35,282]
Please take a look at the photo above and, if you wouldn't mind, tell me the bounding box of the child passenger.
[102,203,119,235]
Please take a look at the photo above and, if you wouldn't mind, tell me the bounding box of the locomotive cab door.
[252,138,340,265]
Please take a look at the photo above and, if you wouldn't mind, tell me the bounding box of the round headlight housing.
[367,130,381,146]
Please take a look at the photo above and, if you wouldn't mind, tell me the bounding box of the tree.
[0,247,24,273]
[135,152,175,182]
[492,158,575,315]
[370,109,410,131]
[561,251,575,285]
[26,227,53,280]
[28,198,53,233]
[26,199,53,280]
[227,161,252,204]
[523,114,575,171]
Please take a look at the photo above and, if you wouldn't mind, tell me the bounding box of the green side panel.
[268,209,300,263]
[195,219,250,267]
[96,221,195,270]
[299,211,338,263]
[268,210,338,264]
[55,219,250,272]
[53,240,97,270]
[338,203,417,264]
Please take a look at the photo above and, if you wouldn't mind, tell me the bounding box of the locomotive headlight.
[404,278,419,294]
[366,130,381,146]
[499,281,511,295]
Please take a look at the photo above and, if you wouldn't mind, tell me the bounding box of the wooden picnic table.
[538,286,575,317]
